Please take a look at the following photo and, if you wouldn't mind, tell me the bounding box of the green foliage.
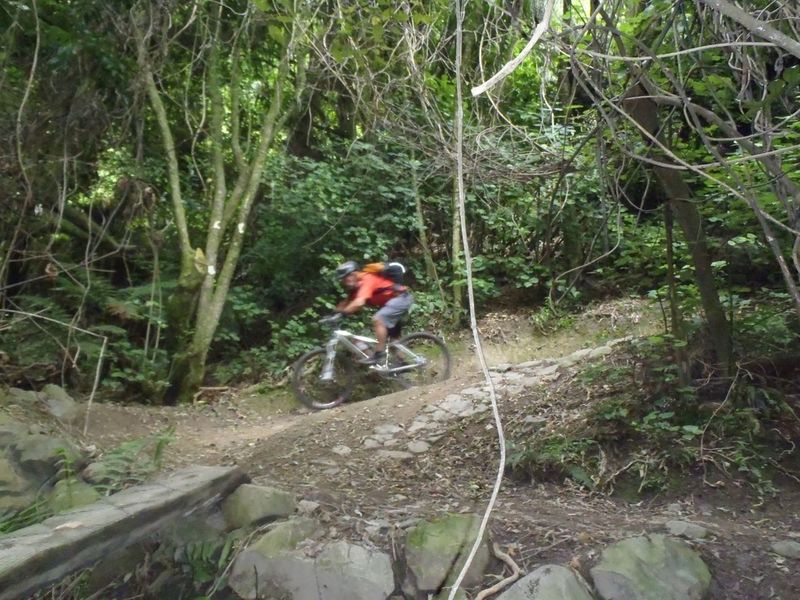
[90,427,175,494]
[729,291,798,355]
[507,330,799,498]
[55,446,79,483]
[4,0,799,405]
[506,436,601,490]
[529,305,577,335]
[106,348,170,399]
[406,290,451,332]
[451,256,500,304]
[182,533,237,587]
[0,295,72,385]
[0,498,51,535]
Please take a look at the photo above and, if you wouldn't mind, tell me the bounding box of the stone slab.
[0,465,248,600]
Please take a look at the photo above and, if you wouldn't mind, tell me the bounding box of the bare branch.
[698,0,800,60]
[471,0,556,97]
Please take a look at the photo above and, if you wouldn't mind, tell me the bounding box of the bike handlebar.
[319,313,343,326]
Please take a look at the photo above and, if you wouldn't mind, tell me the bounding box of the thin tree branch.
[471,0,556,96]
[698,0,800,60]
[135,7,194,267]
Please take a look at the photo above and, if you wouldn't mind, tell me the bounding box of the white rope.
[446,0,507,597]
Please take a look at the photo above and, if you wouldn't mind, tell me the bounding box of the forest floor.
[78,297,799,600]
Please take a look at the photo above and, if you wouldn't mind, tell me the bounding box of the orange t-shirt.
[354,272,405,307]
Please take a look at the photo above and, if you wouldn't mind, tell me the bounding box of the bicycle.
[291,313,451,410]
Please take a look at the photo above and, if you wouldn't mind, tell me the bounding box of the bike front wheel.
[391,332,451,388]
[291,348,355,410]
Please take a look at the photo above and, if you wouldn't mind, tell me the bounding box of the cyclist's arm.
[337,296,367,315]
[337,277,374,314]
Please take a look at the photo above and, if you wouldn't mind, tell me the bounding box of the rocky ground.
[6,298,800,599]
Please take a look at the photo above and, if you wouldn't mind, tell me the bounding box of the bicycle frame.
[320,329,425,381]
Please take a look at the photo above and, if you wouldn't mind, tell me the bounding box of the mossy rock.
[48,478,102,513]
[0,454,31,493]
[222,483,296,528]
[12,434,83,483]
[0,455,36,514]
[40,384,79,423]
[405,513,490,594]
[590,534,711,600]
[0,412,25,448]
[249,517,320,558]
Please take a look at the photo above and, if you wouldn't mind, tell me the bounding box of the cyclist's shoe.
[358,350,386,366]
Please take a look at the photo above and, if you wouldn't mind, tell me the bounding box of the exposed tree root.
[474,542,521,600]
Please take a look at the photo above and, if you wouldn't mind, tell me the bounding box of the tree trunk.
[664,202,690,385]
[136,4,302,403]
[167,15,301,403]
[697,0,800,60]
[411,156,446,306]
[624,89,732,370]
[451,175,464,325]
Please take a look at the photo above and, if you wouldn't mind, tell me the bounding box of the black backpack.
[363,261,407,286]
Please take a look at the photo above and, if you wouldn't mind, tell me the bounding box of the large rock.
[771,540,800,559]
[81,461,114,486]
[248,517,320,560]
[0,412,22,448]
[40,384,79,423]
[0,465,248,600]
[229,530,394,600]
[315,540,396,600]
[496,565,594,600]
[164,513,229,547]
[0,455,30,493]
[404,513,490,596]
[664,520,709,541]
[229,519,317,600]
[48,478,102,513]
[432,589,468,600]
[222,483,296,528]
[6,388,39,406]
[0,455,36,515]
[11,433,83,482]
[590,534,711,600]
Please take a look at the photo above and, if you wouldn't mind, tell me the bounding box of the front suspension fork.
[320,338,338,381]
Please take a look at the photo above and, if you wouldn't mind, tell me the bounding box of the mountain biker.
[333,260,413,365]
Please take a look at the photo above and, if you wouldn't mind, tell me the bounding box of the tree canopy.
[1,0,798,403]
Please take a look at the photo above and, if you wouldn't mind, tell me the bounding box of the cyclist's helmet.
[335,261,359,279]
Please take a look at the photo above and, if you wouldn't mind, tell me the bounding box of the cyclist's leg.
[371,292,413,356]
[387,321,402,340]
[373,314,389,354]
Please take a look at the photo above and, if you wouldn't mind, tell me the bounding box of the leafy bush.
[506,331,800,499]
[89,427,174,494]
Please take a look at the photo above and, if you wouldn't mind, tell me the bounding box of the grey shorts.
[375,292,413,328]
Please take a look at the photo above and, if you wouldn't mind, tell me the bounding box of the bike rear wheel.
[291,348,355,410]
[391,332,451,387]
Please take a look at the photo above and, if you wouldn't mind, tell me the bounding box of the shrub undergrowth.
[506,300,800,501]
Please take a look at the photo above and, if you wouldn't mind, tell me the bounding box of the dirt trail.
[81,300,799,600]
[85,301,645,466]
